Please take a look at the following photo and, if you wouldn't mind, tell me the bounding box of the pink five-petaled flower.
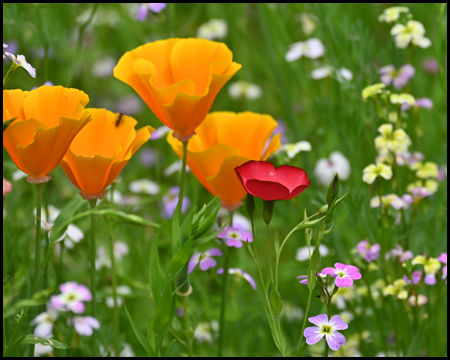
[235,160,310,201]
[304,314,348,351]
[188,249,222,274]
[70,316,100,336]
[321,263,362,288]
[50,281,92,314]
[379,64,415,89]
[217,226,253,248]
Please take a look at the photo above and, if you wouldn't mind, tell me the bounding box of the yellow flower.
[362,163,393,184]
[410,161,439,179]
[3,86,91,183]
[167,111,280,210]
[61,109,154,199]
[412,255,441,275]
[378,6,409,23]
[362,83,385,101]
[390,93,415,106]
[375,123,411,155]
[390,20,431,49]
[383,279,408,299]
[114,38,241,140]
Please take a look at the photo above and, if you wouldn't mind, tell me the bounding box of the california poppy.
[114,38,241,140]
[61,108,154,199]
[3,86,91,183]
[167,112,281,210]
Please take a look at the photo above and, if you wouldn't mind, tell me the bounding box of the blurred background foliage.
[3,3,447,357]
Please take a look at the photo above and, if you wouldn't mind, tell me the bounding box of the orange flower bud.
[3,86,91,182]
[61,109,154,199]
[167,111,281,210]
[114,38,241,140]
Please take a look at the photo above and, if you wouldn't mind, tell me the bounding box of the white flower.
[194,321,219,344]
[164,160,190,177]
[71,316,100,336]
[378,7,409,23]
[92,56,116,77]
[34,343,53,357]
[314,151,351,186]
[299,13,317,34]
[129,179,161,195]
[390,20,431,49]
[228,80,262,100]
[12,170,28,181]
[335,68,353,82]
[60,224,84,249]
[30,306,59,338]
[105,285,132,308]
[362,163,393,184]
[296,244,329,262]
[279,141,312,159]
[4,52,36,78]
[374,124,411,155]
[311,65,333,79]
[34,205,61,231]
[197,19,228,40]
[285,38,325,61]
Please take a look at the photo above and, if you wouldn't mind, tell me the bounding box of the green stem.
[324,298,331,357]
[109,234,120,357]
[296,289,313,356]
[266,224,274,283]
[218,244,231,357]
[182,297,193,357]
[34,183,44,290]
[88,199,98,356]
[179,140,189,217]
[3,63,17,87]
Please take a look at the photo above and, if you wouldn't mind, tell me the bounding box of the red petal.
[275,165,310,191]
[245,179,290,201]
[284,181,311,200]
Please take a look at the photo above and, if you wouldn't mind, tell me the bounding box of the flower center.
[321,324,333,335]
[336,270,347,278]
[229,232,240,239]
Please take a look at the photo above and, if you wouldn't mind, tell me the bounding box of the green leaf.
[310,247,321,272]
[294,341,308,357]
[294,217,324,230]
[307,268,317,292]
[3,117,17,132]
[172,192,184,257]
[92,209,160,228]
[168,236,193,278]
[179,208,195,247]
[124,302,155,357]
[269,284,283,317]
[147,315,156,352]
[192,221,228,248]
[273,231,280,258]
[50,196,85,243]
[21,335,70,349]
[326,173,339,207]
[149,230,164,308]
[193,202,221,239]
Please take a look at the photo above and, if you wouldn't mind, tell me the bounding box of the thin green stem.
[266,224,274,283]
[34,184,44,290]
[218,244,231,357]
[88,199,98,356]
[182,297,193,357]
[3,63,17,87]
[179,140,189,217]
[109,234,120,357]
[3,319,6,352]
[296,290,313,356]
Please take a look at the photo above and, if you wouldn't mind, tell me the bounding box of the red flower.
[235,161,311,201]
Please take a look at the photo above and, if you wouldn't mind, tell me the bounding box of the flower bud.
[245,193,255,219]
[326,173,339,207]
[262,200,275,225]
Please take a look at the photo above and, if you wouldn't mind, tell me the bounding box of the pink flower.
[403,270,423,285]
[188,249,222,274]
[137,3,166,20]
[379,64,415,89]
[217,268,256,290]
[304,314,348,351]
[402,97,433,111]
[71,316,100,336]
[386,245,413,262]
[217,226,253,248]
[321,263,362,288]
[356,240,380,262]
[3,179,12,196]
[50,281,92,314]
[438,252,447,279]
[408,294,428,307]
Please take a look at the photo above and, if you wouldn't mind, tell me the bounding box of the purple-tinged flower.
[70,316,100,336]
[4,52,36,78]
[438,253,447,279]
[412,255,441,285]
[403,270,422,285]
[217,268,256,290]
[188,249,222,274]
[304,314,348,351]
[422,57,439,74]
[272,118,288,144]
[437,165,447,181]
[396,151,425,167]
[217,226,253,248]
[149,125,171,140]
[30,305,59,338]
[139,148,156,167]
[402,97,433,111]
[379,64,415,89]
[160,187,190,219]
[321,263,362,288]
[137,3,166,20]
[297,273,325,285]
[50,282,92,314]
[31,81,54,91]
[356,240,380,262]
[411,187,432,199]
[408,294,428,307]
[385,245,413,262]
[3,179,12,196]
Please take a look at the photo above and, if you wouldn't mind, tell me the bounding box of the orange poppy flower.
[167,111,281,210]
[3,86,91,183]
[114,38,241,140]
[60,108,154,199]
